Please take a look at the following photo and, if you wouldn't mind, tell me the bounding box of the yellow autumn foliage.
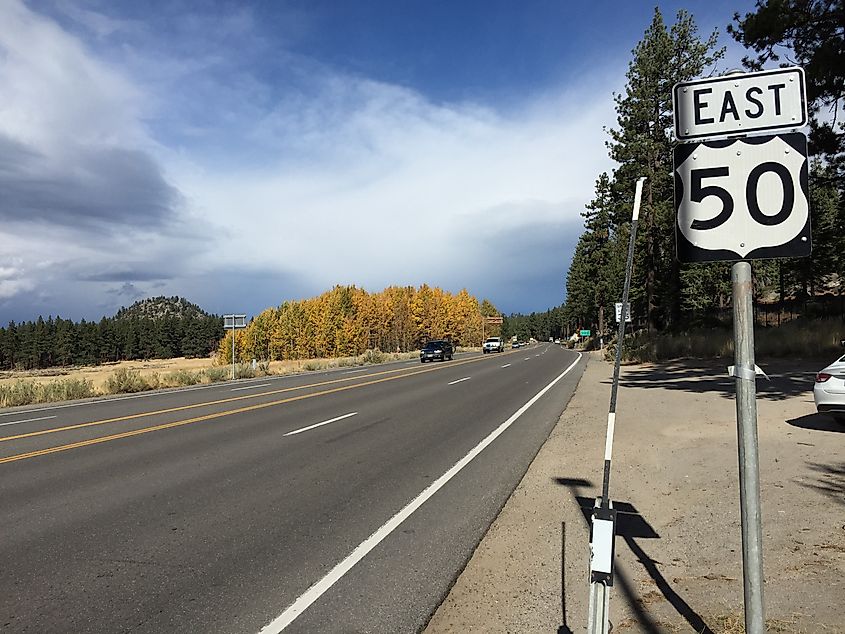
[217,285,496,362]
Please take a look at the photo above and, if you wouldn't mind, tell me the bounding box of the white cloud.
[0,0,622,320]
[171,71,618,305]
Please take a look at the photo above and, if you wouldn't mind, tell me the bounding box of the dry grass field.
[0,356,219,392]
[0,349,428,408]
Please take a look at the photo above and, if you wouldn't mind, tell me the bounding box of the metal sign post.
[731,262,765,631]
[588,176,646,634]
[224,314,247,380]
[672,67,811,634]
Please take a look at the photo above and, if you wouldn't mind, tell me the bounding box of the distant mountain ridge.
[114,296,211,321]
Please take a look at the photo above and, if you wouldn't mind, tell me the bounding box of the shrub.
[236,363,256,379]
[105,368,153,394]
[39,378,96,402]
[164,369,202,387]
[0,378,97,408]
[204,367,229,382]
[360,349,385,365]
[0,381,39,408]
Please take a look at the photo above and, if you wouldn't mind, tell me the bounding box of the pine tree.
[608,8,724,330]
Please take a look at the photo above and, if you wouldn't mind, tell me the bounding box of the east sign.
[673,67,807,141]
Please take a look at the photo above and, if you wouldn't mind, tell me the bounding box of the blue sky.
[0,0,755,323]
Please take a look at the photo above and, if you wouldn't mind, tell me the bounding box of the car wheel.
[420,359,425,363]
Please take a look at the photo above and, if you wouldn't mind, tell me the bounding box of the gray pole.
[232,326,236,381]
[731,261,765,633]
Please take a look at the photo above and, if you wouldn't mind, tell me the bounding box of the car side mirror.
[841,339,845,347]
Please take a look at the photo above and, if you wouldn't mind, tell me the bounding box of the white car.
[814,353,845,423]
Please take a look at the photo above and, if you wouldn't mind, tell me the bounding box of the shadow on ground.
[797,461,845,506]
[787,412,845,433]
[606,358,820,402]
[554,477,715,634]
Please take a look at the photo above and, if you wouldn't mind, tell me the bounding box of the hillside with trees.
[561,6,845,338]
[0,297,223,370]
[219,285,497,363]
[0,288,499,370]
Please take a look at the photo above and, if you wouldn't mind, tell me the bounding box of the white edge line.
[447,377,471,385]
[0,415,57,427]
[283,412,357,437]
[259,351,583,633]
[231,383,272,392]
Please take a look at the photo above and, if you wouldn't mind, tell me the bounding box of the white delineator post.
[587,177,645,634]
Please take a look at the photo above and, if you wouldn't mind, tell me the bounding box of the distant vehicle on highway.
[814,352,845,423]
[554,338,560,345]
[512,341,522,349]
[420,340,453,362]
[483,337,504,353]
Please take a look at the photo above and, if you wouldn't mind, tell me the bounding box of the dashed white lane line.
[283,412,358,437]
[0,415,57,428]
[231,383,272,392]
[258,352,583,633]
[501,364,511,368]
[535,354,540,357]
[524,357,531,361]
[447,377,471,385]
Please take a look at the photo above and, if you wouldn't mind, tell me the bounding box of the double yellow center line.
[0,352,513,465]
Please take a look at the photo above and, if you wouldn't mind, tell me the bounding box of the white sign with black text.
[615,302,631,323]
[673,67,807,141]
[674,132,810,262]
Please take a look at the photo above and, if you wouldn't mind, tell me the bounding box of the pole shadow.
[554,477,715,633]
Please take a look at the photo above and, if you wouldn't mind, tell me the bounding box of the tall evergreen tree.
[729,0,845,183]
[608,8,724,330]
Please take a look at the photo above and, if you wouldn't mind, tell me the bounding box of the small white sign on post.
[224,314,247,379]
[614,302,631,323]
[224,314,247,329]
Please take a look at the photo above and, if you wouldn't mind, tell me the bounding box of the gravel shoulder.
[425,352,844,633]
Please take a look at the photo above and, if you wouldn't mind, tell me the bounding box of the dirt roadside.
[425,352,844,633]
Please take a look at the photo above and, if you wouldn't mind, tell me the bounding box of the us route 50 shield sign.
[674,132,811,263]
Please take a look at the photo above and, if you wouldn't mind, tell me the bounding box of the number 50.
[689,162,795,230]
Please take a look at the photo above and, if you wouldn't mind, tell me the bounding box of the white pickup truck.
[482,337,504,353]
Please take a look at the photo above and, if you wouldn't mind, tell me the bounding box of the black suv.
[420,340,454,362]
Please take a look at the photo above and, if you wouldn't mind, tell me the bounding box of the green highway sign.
[580,330,591,337]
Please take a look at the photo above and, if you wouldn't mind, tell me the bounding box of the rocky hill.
[114,296,211,321]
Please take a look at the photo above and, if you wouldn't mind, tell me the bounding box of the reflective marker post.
[588,177,645,634]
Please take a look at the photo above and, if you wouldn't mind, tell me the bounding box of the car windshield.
[485,338,498,343]
[424,342,444,349]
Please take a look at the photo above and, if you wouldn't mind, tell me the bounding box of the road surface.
[0,343,583,633]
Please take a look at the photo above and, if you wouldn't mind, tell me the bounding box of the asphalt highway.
[0,343,584,633]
